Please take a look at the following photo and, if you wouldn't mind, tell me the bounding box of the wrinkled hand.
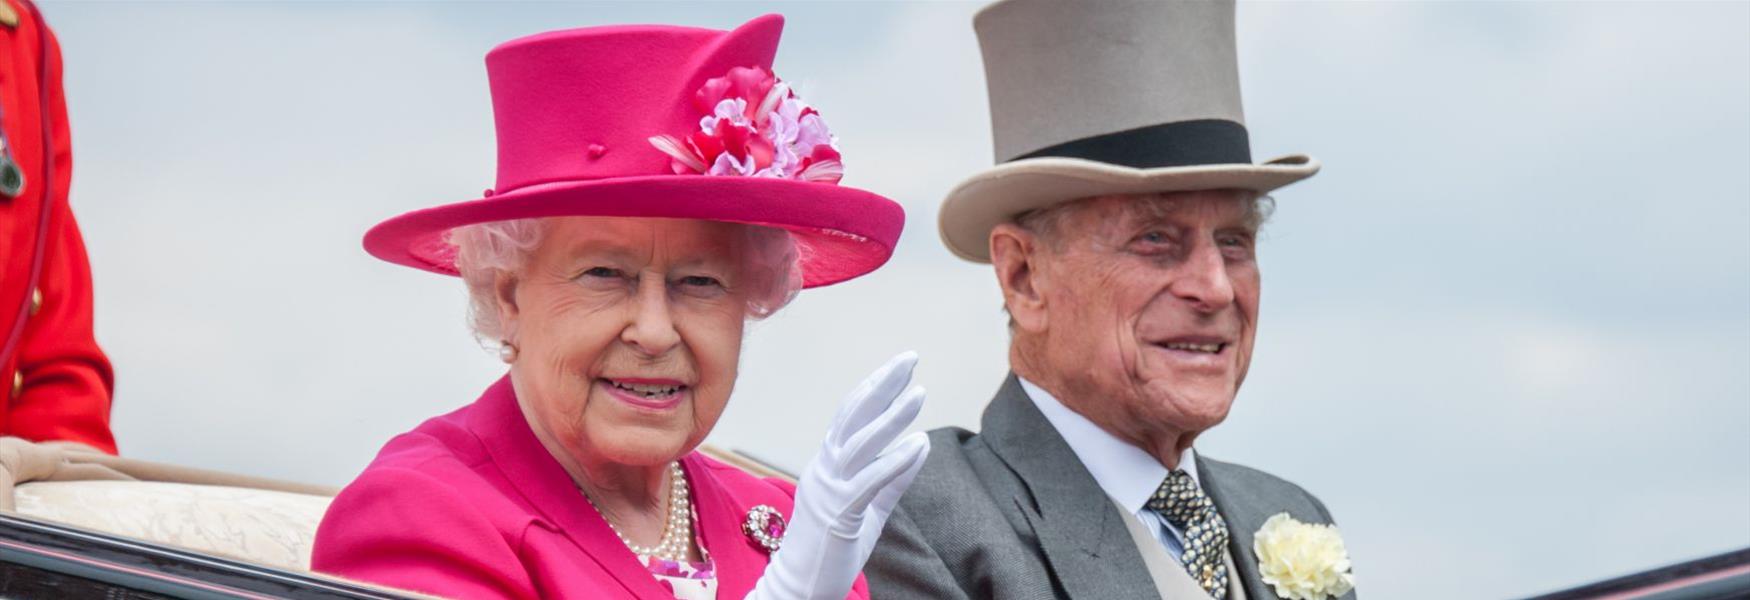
[747,352,930,600]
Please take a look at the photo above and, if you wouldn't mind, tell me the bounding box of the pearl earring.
[498,341,518,363]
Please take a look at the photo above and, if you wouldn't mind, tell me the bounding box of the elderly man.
[867,1,1355,599]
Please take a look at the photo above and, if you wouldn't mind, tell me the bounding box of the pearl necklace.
[583,462,694,561]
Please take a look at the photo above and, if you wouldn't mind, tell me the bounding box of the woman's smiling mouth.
[599,377,689,410]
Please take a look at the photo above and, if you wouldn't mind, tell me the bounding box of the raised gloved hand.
[745,351,930,600]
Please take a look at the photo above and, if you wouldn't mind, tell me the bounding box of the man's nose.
[621,275,682,356]
[1168,241,1236,313]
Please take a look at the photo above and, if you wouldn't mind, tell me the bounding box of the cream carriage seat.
[1,437,338,572]
[1,437,790,574]
[12,479,333,571]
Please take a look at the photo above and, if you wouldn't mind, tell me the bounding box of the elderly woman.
[312,15,929,600]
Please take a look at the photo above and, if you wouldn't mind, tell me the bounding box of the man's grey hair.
[448,218,802,346]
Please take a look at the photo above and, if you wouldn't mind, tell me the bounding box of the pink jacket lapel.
[683,453,772,597]
[471,376,675,599]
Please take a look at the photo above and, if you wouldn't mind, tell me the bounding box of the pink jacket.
[312,376,869,600]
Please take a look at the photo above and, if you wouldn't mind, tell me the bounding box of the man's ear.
[493,270,522,343]
[991,223,1047,332]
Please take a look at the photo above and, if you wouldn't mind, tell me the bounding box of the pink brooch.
[742,504,787,553]
[649,66,844,184]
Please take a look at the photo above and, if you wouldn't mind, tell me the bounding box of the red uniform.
[0,0,116,454]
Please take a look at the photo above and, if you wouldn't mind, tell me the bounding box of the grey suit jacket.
[866,375,1356,600]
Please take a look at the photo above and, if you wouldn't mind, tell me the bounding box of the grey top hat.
[939,0,1319,262]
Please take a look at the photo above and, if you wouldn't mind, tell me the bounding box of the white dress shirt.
[1018,377,1201,565]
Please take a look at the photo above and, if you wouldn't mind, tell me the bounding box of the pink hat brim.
[364,176,904,288]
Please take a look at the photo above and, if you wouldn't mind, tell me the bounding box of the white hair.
[448,218,803,345]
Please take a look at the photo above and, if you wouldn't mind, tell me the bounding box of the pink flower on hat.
[694,66,777,117]
[650,66,842,184]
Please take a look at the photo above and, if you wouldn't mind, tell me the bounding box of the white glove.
[745,351,931,600]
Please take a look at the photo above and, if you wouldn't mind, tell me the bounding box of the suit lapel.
[471,376,673,599]
[981,374,1158,600]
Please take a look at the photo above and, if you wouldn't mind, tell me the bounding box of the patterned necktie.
[1146,469,1231,598]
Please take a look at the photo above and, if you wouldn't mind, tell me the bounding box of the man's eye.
[1131,231,1175,251]
[1216,234,1255,259]
[1218,232,1257,248]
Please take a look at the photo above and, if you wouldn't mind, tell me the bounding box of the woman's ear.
[990,223,1047,333]
[493,270,522,343]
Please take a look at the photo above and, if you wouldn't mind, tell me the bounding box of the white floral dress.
[641,524,717,600]
[642,553,717,600]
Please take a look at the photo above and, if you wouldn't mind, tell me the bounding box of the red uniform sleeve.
[6,4,117,454]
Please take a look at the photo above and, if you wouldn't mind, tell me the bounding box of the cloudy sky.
[36,1,1749,597]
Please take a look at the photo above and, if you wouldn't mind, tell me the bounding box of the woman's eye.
[678,275,722,288]
[674,274,728,299]
[581,267,623,279]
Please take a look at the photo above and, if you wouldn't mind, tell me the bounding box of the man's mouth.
[1154,338,1228,354]
[1157,341,1226,354]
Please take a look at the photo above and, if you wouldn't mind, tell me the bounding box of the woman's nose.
[620,275,682,356]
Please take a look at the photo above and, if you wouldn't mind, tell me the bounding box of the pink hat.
[363,15,904,288]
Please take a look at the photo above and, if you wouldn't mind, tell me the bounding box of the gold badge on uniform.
[0,1,17,29]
